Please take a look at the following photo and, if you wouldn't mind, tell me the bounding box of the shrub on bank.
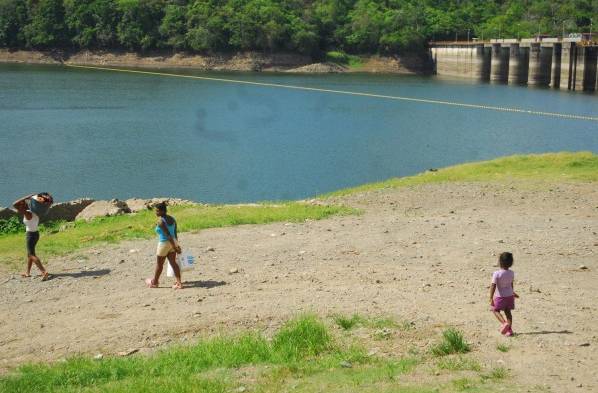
[0,216,23,235]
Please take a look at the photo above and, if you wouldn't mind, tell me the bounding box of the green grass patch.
[332,313,408,331]
[481,367,509,381]
[346,55,363,69]
[437,356,481,372]
[0,202,355,269]
[0,315,421,393]
[325,50,348,63]
[325,50,363,69]
[430,328,471,357]
[364,316,408,330]
[271,314,332,362]
[258,357,424,393]
[496,343,510,353]
[333,313,364,330]
[0,315,328,393]
[452,377,475,391]
[480,367,509,381]
[0,314,511,393]
[324,152,598,198]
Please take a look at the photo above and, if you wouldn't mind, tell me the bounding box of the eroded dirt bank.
[0,49,431,74]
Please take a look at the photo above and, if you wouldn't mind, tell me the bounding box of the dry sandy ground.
[1,181,596,391]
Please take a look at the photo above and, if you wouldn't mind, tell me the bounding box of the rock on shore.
[0,207,16,220]
[75,198,197,221]
[76,199,131,221]
[125,198,197,213]
[0,198,197,223]
[45,199,95,222]
[286,62,347,73]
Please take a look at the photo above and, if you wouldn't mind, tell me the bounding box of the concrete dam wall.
[430,38,598,92]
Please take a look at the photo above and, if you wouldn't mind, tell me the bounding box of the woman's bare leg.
[22,256,34,277]
[31,255,46,275]
[167,252,182,288]
[153,256,166,285]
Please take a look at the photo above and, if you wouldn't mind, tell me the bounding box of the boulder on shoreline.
[44,198,95,222]
[0,207,17,220]
[2,197,198,223]
[76,199,131,221]
[126,198,199,213]
[286,62,347,73]
[125,198,152,213]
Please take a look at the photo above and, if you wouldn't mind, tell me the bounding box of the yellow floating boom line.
[66,64,598,122]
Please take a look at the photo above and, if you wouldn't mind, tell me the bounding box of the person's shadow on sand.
[184,280,227,289]
[516,330,573,336]
[49,269,111,280]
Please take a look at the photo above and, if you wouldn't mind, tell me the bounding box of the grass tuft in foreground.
[271,314,332,361]
[333,314,364,330]
[431,328,471,356]
[437,356,481,371]
[481,367,509,381]
[325,152,598,197]
[332,313,408,331]
[0,202,356,269]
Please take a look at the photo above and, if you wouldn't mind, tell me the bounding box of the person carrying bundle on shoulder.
[12,193,54,281]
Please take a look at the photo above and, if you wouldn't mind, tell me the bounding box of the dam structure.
[430,36,598,92]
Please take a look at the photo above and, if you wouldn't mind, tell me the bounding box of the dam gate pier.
[430,36,598,92]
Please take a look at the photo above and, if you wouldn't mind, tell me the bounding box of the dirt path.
[1,181,596,391]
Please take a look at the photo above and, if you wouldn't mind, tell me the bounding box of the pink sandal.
[500,322,510,335]
[145,278,158,288]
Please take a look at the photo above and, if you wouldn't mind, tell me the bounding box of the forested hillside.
[0,0,595,56]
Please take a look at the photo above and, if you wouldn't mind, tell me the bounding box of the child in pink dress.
[490,252,519,336]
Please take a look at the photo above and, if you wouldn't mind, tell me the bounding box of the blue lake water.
[0,64,596,205]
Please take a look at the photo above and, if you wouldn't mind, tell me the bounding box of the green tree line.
[0,0,595,55]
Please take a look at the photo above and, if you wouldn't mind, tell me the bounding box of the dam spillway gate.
[430,37,598,92]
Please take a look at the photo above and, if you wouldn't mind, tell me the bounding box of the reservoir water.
[0,64,596,205]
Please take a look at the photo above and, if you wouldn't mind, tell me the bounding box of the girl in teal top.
[146,202,182,289]
[155,217,176,242]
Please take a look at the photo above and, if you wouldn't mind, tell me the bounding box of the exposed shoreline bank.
[1,152,596,224]
[0,49,432,74]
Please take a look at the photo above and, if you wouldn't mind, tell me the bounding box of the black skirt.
[26,231,40,256]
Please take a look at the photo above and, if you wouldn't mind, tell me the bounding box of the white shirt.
[23,211,39,232]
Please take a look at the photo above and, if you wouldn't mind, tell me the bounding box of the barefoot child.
[490,252,519,336]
